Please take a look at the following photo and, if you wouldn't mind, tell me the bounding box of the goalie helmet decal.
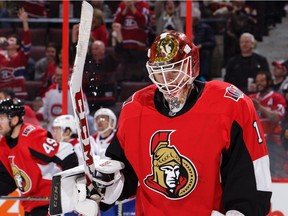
[144,130,198,199]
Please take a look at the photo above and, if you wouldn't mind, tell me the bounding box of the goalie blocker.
[49,158,125,216]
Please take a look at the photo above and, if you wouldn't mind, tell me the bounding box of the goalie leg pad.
[49,165,85,215]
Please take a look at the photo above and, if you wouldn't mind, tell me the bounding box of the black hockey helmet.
[0,98,25,119]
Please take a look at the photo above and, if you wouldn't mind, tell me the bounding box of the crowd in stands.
[0,1,288,176]
[1,1,288,215]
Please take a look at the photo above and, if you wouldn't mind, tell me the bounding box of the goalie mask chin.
[146,31,199,114]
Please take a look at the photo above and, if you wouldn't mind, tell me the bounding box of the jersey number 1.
[253,121,263,144]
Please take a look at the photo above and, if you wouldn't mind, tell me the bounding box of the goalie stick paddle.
[70,1,95,194]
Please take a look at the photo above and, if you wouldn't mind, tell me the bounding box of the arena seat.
[17,28,48,46]
[0,28,14,38]
[29,45,46,61]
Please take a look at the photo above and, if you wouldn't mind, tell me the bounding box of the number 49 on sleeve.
[43,138,59,154]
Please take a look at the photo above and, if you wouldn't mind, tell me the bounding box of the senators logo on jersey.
[9,156,31,193]
[144,130,198,199]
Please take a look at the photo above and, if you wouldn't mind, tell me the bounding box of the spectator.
[83,40,119,112]
[31,96,43,113]
[155,0,183,36]
[113,0,151,81]
[224,32,270,94]
[0,8,30,100]
[34,42,59,81]
[0,1,12,28]
[0,98,78,216]
[0,36,8,56]
[90,8,109,46]
[249,71,286,143]
[111,22,123,47]
[71,8,109,48]
[271,60,288,95]
[223,0,257,66]
[90,0,113,19]
[36,64,74,132]
[280,84,288,173]
[91,108,117,159]
[0,89,39,126]
[37,64,94,134]
[192,7,216,81]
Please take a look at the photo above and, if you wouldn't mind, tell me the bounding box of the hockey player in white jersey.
[92,108,117,159]
[52,114,85,165]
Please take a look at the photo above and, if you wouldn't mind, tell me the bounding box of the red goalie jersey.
[106,80,272,216]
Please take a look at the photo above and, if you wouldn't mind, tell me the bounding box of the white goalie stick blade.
[70,1,95,194]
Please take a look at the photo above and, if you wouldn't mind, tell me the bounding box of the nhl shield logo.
[224,85,244,102]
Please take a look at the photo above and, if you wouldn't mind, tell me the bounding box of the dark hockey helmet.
[0,98,25,119]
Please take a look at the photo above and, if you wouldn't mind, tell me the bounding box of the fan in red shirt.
[0,8,31,100]
[249,70,286,142]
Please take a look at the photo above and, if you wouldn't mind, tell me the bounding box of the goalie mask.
[146,31,199,114]
[94,108,117,135]
[52,115,77,142]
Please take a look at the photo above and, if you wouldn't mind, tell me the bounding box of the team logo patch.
[0,67,14,82]
[9,156,32,194]
[144,130,198,199]
[224,85,244,102]
[51,104,62,116]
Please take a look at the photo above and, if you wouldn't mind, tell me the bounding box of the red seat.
[0,28,14,38]
[29,46,46,61]
[48,28,65,45]
[17,28,48,46]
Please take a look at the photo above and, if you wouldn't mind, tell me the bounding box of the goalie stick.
[69,1,95,195]
[0,196,49,201]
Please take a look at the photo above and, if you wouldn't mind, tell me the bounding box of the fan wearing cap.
[103,31,272,215]
[271,59,288,95]
[0,98,78,216]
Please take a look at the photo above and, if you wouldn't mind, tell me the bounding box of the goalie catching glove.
[49,158,125,216]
